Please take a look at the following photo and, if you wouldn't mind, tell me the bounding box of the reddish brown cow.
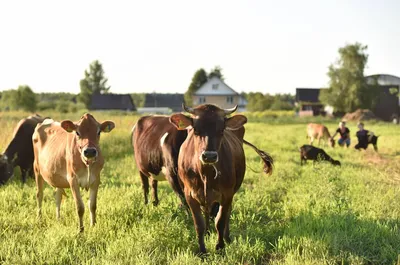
[131,115,188,207]
[32,114,115,232]
[170,104,273,254]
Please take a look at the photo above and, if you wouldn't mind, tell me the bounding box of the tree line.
[0,43,387,114]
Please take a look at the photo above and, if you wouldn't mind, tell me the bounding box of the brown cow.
[32,114,115,232]
[307,123,335,147]
[170,104,273,254]
[131,115,188,207]
[0,114,48,184]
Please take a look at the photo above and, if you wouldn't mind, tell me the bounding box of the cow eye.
[97,131,101,136]
[75,131,81,138]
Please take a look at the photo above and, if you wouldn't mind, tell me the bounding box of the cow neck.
[3,137,19,164]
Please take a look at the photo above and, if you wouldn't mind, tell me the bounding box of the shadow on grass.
[283,211,400,264]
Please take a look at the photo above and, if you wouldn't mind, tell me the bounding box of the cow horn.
[224,105,238,115]
[182,103,195,114]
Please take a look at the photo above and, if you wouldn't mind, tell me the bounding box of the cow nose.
[201,151,218,164]
[83,147,97,158]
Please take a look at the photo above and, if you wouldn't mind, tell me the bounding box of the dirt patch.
[363,152,400,184]
[342,109,380,122]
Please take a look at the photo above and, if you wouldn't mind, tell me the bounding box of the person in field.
[355,122,378,151]
[332,121,351,147]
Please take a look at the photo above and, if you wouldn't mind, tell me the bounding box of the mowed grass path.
[0,111,399,265]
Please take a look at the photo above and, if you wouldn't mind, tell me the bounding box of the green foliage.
[208,65,224,80]
[0,86,37,112]
[130,93,146,108]
[79,60,111,108]
[245,92,294,111]
[0,112,400,264]
[184,68,208,106]
[321,43,379,113]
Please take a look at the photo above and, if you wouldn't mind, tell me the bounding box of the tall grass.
[0,111,399,264]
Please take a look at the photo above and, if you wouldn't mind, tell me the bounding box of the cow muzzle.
[200,151,219,164]
[82,147,98,165]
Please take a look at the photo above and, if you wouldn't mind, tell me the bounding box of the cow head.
[0,154,13,184]
[170,104,247,165]
[61,113,115,166]
[329,137,335,147]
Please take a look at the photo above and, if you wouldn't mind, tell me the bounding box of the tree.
[79,60,110,108]
[320,43,376,113]
[246,92,274,111]
[208,65,224,80]
[184,68,208,106]
[0,86,37,112]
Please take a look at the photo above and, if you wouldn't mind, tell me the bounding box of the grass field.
[0,111,399,265]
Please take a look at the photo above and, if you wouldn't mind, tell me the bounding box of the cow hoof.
[215,242,225,251]
[224,236,232,244]
[152,200,159,206]
[196,249,207,258]
[79,227,84,233]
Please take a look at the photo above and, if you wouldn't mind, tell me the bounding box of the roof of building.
[143,93,184,112]
[295,88,322,103]
[194,76,239,96]
[365,74,400,86]
[90,93,136,111]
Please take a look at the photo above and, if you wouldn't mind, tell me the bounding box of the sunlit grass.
[0,111,399,264]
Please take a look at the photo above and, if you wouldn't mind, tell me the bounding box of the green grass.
[0,111,400,264]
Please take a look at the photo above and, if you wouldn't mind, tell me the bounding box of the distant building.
[137,93,184,114]
[296,74,400,121]
[365,74,400,122]
[295,88,326,116]
[90,94,136,111]
[193,77,247,111]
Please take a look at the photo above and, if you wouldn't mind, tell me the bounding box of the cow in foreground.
[307,123,335,147]
[131,115,188,207]
[170,104,273,254]
[0,114,48,185]
[32,114,115,232]
[299,144,341,166]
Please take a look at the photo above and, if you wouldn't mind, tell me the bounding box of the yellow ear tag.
[178,120,186,130]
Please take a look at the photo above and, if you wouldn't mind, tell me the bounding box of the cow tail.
[243,139,274,175]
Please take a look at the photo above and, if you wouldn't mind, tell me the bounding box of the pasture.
[0,111,399,265]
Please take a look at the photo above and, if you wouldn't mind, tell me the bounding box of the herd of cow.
[0,104,377,254]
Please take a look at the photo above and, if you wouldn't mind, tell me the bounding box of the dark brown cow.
[170,104,273,254]
[131,115,188,207]
[299,144,341,166]
[0,114,48,184]
[33,114,115,232]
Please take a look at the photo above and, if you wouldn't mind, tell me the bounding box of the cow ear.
[225,115,247,130]
[61,120,77,133]
[170,114,192,130]
[100,121,115,133]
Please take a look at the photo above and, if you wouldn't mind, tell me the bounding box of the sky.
[0,0,399,95]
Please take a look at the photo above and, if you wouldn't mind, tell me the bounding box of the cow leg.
[151,179,159,206]
[88,178,100,226]
[203,206,210,236]
[215,198,232,250]
[223,204,232,243]
[35,168,44,218]
[21,168,28,184]
[139,172,149,205]
[55,188,64,219]
[166,173,188,209]
[310,137,314,145]
[69,178,85,232]
[186,193,206,254]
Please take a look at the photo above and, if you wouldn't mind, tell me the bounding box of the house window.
[212,84,219,90]
[226,96,233,104]
[198,97,206,104]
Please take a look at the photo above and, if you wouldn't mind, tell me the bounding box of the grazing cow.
[299,144,341,166]
[32,114,115,232]
[170,104,273,254]
[306,123,335,147]
[131,115,188,207]
[0,114,48,185]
